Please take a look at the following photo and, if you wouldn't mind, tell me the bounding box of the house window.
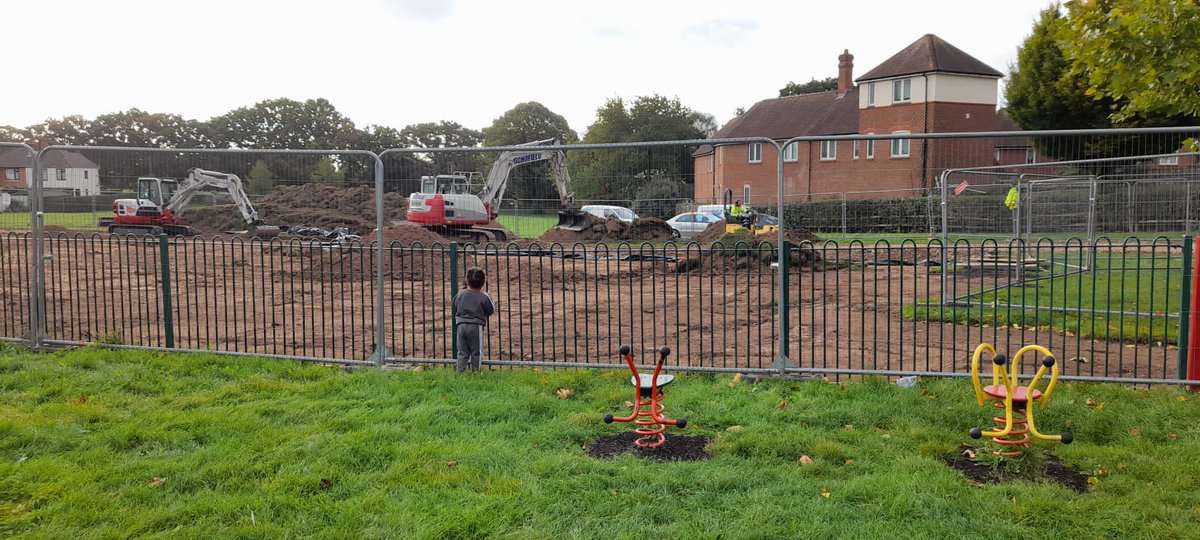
[866,133,875,159]
[84,170,90,179]
[1026,149,1037,164]
[743,185,751,205]
[853,141,860,160]
[4,168,17,181]
[57,169,66,181]
[1159,155,1179,166]
[867,83,875,106]
[819,141,836,161]
[782,142,798,162]
[748,143,762,163]
[892,78,911,103]
[891,131,910,158]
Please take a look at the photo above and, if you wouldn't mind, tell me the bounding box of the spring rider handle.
[603,344,686,448]
[968,343,1072,453]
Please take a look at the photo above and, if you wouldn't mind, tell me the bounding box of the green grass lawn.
[0,212,106,232]
[908,252,1185,344]
[2,345,1199,537]
[495,213,559,239]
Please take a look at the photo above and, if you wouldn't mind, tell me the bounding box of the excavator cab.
[133,178,178,215]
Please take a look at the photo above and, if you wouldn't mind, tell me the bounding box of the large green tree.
[1004,3,1195,165]
[482,102,578,201]
[572,95,710,202]
[1060,0,1200,122]
[779,77,838,97]
[399,121,485,175]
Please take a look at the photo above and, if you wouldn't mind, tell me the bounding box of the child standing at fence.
[453,267,495,373]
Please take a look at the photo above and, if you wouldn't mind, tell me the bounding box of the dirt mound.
[361,223,450,245]
[692,223,822,246]
[537,217,675,244]
[179,183,408,236]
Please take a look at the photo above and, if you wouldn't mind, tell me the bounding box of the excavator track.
[424,225,509,245]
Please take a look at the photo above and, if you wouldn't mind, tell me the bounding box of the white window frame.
[4,168,17,181]
[867,83,875,106]
[743,184,751,205]
[1025,149,1037,164]
[748,143,762,163]
[1159,155,1179,166]
[57,168,66,182]
[866,133,875,159]
[819,140,836,161]
[892,78,911,103]
[852,141,860,160]
[782,142,798,162]
[890,131,910,158]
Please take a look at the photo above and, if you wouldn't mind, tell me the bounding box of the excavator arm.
[167,168,262,226]
[475,139,589,231]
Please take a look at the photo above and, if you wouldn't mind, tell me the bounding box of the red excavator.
[405,139,590,243]
[107,167,278,237]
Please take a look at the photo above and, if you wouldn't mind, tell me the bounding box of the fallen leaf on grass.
[625,401,634,408]
[1086,398,1096,407]
[70,394,88,404]
[556,388,575,400]
[778,399,788,409]
[446,460,458,468]
[820,488,830,499]
[1179,396,1189,402]
[609,489,618,496]
[148,477,166,488]
[844,459,854,466]
[798,455,814,465]
[1130,429,1141,437]
[962,448,977,459]
[1169,433,1179,441]
[844,424,854,431]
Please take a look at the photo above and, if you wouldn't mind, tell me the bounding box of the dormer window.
[892,78,911,103]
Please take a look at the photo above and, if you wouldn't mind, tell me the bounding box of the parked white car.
[666,211,725,240]
[581,205,637,223]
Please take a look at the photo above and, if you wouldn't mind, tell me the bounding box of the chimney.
[837,49,854,97]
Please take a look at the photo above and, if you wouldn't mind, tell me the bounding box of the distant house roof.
[694,89,860,156]
[856,34,1002,82]
[0,148,98,168]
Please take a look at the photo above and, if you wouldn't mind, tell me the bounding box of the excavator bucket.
[555,209,593,231]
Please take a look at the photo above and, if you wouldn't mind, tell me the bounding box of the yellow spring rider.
[969,343,1073,456]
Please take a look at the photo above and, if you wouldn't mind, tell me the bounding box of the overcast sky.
[6,0,1055,136]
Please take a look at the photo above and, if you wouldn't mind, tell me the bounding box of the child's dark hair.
[465,267,486,289]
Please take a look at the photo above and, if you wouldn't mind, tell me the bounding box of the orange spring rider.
[969,343,1073,456]
[604,345,687,448]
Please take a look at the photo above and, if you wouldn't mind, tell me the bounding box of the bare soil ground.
[538,217,676,243]
[0,233,1175,382]
[179,184,409,236]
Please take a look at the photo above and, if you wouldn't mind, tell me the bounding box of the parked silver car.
[665,212,724,240]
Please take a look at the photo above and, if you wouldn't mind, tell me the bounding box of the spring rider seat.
[969,343,1073,456]
[604,345,687,448]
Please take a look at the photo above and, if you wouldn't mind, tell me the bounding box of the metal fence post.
[158,233,174,348]
[1178,236,1193,379]
[840,194,848,237]
[780,240,791,367]
[30,150,45,348]
[450,242,459,360]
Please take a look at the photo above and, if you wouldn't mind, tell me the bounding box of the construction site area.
[0,176,1180,382]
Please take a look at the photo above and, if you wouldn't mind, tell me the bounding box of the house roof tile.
[0,148,98,169]
[856,34,1002,82]
[694,89,860,156]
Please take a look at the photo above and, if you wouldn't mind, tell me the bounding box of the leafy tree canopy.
[779,77,838,97]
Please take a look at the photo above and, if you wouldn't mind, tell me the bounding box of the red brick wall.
[2,167,28,189]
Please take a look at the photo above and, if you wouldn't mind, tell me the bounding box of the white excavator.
[406,139,590,243]
[107,167,279,237]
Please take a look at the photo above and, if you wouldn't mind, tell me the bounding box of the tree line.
[0,96,716,202]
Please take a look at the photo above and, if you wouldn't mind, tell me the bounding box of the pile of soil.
[945,445,1090,493]
[587,432,712,461]
[538,217,675,244]
[692,223,822,246]
[179,183,408,236]
[361,223,450,245]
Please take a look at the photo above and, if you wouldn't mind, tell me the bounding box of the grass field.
[2,345,1199,537]
[0,211,106,232]
[909,252,1184,343]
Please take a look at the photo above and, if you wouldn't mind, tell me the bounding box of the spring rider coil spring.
[969,343,1073,456]
[604,345,687,448]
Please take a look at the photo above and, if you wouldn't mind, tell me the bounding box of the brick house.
[694,34,1028,204]
[0,148,100,195]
